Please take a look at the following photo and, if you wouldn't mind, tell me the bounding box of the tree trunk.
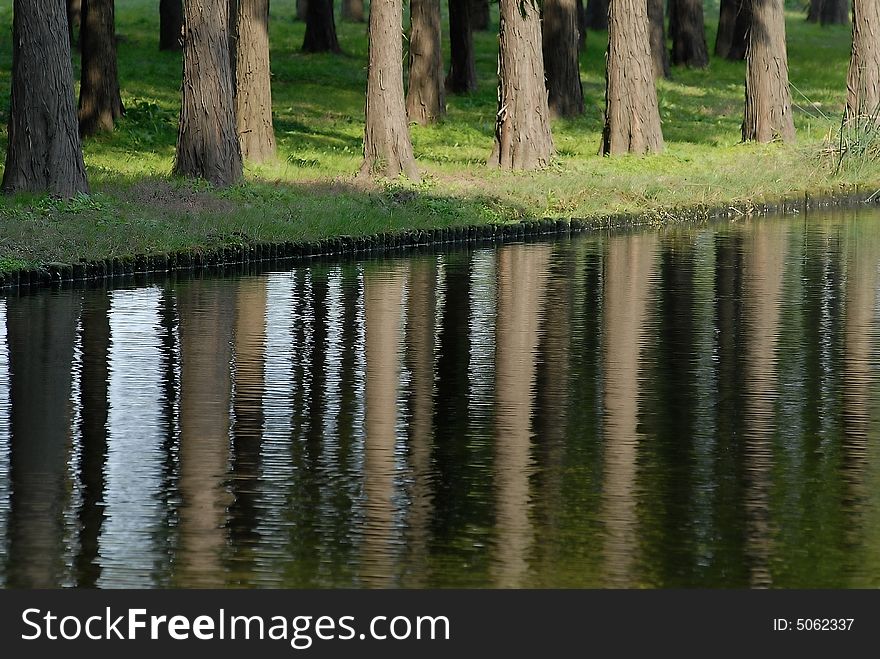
[648,0,669,78]
[807,0,821,22]
[715,0,751,61]
[447,0,477,93]
[846,0,880,122]
[2,0,89,196]
[543,0,585,117]
[586,0,609,30]
[577,0,588,49]
[820,0,849,25]
[297,0,308,21]
[303,0,341,52]
[159,0,184,50]
[342,0,365,22]
[68,0,82,45]
[489,0,554,169]
[743,0,795,143]
[174,0,243,186]
[407,0,446,124]
[669,0,708,67]
[601,0,664,154]
[360,0,419,179]
[78,0,124,136]
[231,0,277,162]
[472,0,490,30]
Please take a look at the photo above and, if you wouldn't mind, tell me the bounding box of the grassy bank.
[0,0,876,273]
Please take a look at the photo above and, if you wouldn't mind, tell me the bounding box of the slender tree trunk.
[543,0,585,117]
[577,0,588,49]
[472,0,490,29]
[489,0,554,169]
[648,0,669,78]
[303,0,341,52]
[174,0,243,185]
[743,0,795,143]
[68,0,82,45]
[447,0,477,92]
[714,0,752,61]
[846,0,880,122]
[586,0,609,29]
[297,0,308,21]
[342,0,365,22]
[78,0,124,136]
[360,0,419,179]
[820,0,849,25]
[3,0,89,196]
[159,0,184,50]
[231,0,277,162]
[407,0,446,124]
[601,0,664,155]
[669,0,708,67]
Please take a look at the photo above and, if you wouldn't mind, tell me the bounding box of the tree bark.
[472,0,490,30]
[601,0,664,155]
[447,0,477,93]
[742,0,795,143]
[407,0,446,124]
[297,0,308,21]
[716,0,750,59]
[669,0,708,67]
[846,0,880,122]
[159,0,184,50]
[78,0,124,136]
[821,0,849,25]
[489,0,554,169]
[342,0,365,22]
[807,0,821,22]
[360,0,419,179]
[231,0,277,162]
[68,0,82,45]
[577,0,588,49]
[648,0,669,78]
[174,0,243,186]
[543,0,585,117]
[303,0,341,52]
[2,0,89,196]
[586,0,609,30]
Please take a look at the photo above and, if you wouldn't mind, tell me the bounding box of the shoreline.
[3,185,878,292]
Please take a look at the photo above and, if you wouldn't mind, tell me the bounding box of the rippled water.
[2,210,880,588]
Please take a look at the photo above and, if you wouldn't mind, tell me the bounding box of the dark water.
[2,210,880,588]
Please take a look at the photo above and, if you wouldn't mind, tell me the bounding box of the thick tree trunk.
[159,0,184,50]
[715,0,751,61]
[447,0,477,92]
[360,0,419,179]
[669,0,708,67]
[601,0,664,154]
[407,0,446,124]
[2,0,89,196]
[743,0,795,143]
[341,0,365,22]
[586,0,608,29]
[78,0,124,136]
[648,0,669,78]
[68,0,82,45]
[231,0,277,162]
[303,0,341,52]
[174,0,243,186]
[489,0,554,169]
[821,0,849,25]
[543,0,585,117]
[472,0,490,30]
[846,0,880,122]
[297,0,308,21]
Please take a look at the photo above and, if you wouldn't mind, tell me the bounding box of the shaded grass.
[0,0,876,270]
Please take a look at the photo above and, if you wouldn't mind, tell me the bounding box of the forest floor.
[0,0,877,272]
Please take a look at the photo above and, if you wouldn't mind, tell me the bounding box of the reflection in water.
[4,212,880,588]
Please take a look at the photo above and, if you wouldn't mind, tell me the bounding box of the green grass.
[0,0,875,271]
